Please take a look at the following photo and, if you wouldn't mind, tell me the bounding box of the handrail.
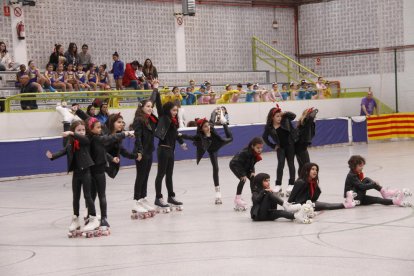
[252,36,320,80]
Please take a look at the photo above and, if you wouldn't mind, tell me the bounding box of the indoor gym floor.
[0,141,413,276]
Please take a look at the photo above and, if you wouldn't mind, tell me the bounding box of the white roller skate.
[131,200,151,219]
[305,200,317,218]
[285,185,294,197]
[82,216,101,238]
[381,187,412,199]
[294,203,313,224]
[234,195,248,211]
[168,196,184,211]
[67,215,81,238]
[282,201,301,213]
[274,185,284,197]
[215,186,222,205]
[154,197,171,213]
[392,192,413,207]
[140,198,157,217]
[343,191,358,208]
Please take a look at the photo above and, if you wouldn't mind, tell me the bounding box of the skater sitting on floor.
[344,155,412,207]
[130,88,159,216]
[45,120,99,234]
[250,173,313,223]
[105,113,137,179]
[262,104,298,197]
[229,137,264,211]
[154,86,188,211]
[288,163,357,217]
[86,117,133,228]
[179,112,233,205]
[295,107,318,175]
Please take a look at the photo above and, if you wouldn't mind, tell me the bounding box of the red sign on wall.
[3,5,10,17]
[315,57,321,66]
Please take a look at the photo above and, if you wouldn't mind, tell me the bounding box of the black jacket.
[288,179,321,204]
[181,123,233,164]
[262,111,298,149]
[105,136,137,178]
[297,109,317,145]
[229,147,258,178]
[50,133,94,172]
[132,89,159,156]
[89,133,126,170]
[153,89,184,147]
[344,172,378,199]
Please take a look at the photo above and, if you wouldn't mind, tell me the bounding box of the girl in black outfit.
[295,107,318,175]
[180,117,233,204]
[344,155,411,207]
[288,163,357,216]
[250,173,312,223]
[131,89,159,215]
[105,113,137,179]
[86,117,131,228]
[154,88,187,211]
[229,137,264,211]
[262,105,297,197]
[46,120,99,234]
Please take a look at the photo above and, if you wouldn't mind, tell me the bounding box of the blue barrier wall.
[0,119,367,178]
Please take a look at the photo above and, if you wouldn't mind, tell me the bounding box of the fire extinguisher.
[16,21,25,40]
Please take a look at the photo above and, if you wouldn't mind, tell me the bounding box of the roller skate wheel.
[354,200,360,205]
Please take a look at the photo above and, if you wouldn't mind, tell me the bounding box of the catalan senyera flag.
[367,113,414,140]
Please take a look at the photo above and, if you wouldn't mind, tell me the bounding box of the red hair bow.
[272,104,282,116]
[196,118,207,127]
[88,117,98,130]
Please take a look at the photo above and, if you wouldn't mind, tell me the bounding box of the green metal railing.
[252,36,319,84]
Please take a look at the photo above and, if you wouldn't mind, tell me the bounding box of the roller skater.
[168,196,184,211]
[344,155,412,207]
[380,186,412,199]
[82,215,106,238]
[250,173,313,223]
[262,104,297,197]
[154,197,171,213]
[139,198,157,216]
[230,137,264,212]
[131,200,151,219]
[67,215,82,238]
[288,163,357,214]
[179,109,233,205]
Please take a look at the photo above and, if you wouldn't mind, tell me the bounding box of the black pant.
[314,201,344,211]
[295,143,310,176]
[134,154,153,200]
[360,195,393,206]
[72,169,96,217]
[229,164,252,195]
[209,151,220,187]
[91,169,107,218]
[155,147,175,198]
[276,145,296,185]
[254,192,294,221]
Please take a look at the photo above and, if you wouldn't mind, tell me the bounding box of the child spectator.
[64,63,78,91]
[97,64,111,90]
[75,64,90,91]
[111,52,124,90]
[48,44,66,70]
[56,63,71,91]
[15,64,28,88]
[86,64,98,91]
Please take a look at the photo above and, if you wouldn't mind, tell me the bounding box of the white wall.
[0,98,362,140]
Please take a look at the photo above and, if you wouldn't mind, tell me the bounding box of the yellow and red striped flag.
[367,113,414,140]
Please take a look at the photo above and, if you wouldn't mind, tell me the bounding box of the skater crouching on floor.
[229,137,264,211]
[288,163,357,218]
[154,87,188,212]
[86,117,133,228]
[45,120,99,234]
[295,107,318,175]
[344,155,412,207]
[262,104,298,197]
[250,173,313,223]
[130,88,159,216]
[179,111,233,204]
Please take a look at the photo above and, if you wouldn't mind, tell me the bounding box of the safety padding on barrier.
[367,113,414,140]
[0,119,367,178]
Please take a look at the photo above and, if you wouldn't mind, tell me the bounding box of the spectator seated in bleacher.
[122,60,142,90]
[97,64,111,90]
[86,64,98,91]
[15,64,28,88]
[142,58,158,80]
[19,75,39,110]
[78,44,92,70]
[28,60,55,92]
[64,42,79,67]
[49,44,66,70]
[0,42,20,71]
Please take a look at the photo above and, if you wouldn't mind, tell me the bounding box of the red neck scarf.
[171,116,179,127]
[254,151,262,162]
[72,139,80,152]
[308,178,317,198]
[145,114,157,124]
[356,172,364,181]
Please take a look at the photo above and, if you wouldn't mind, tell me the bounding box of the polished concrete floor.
[1,141,414,276]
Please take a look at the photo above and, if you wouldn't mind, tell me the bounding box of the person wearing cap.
[194,84,210,104]
[360,91,379,116]
[245,83,256,103]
